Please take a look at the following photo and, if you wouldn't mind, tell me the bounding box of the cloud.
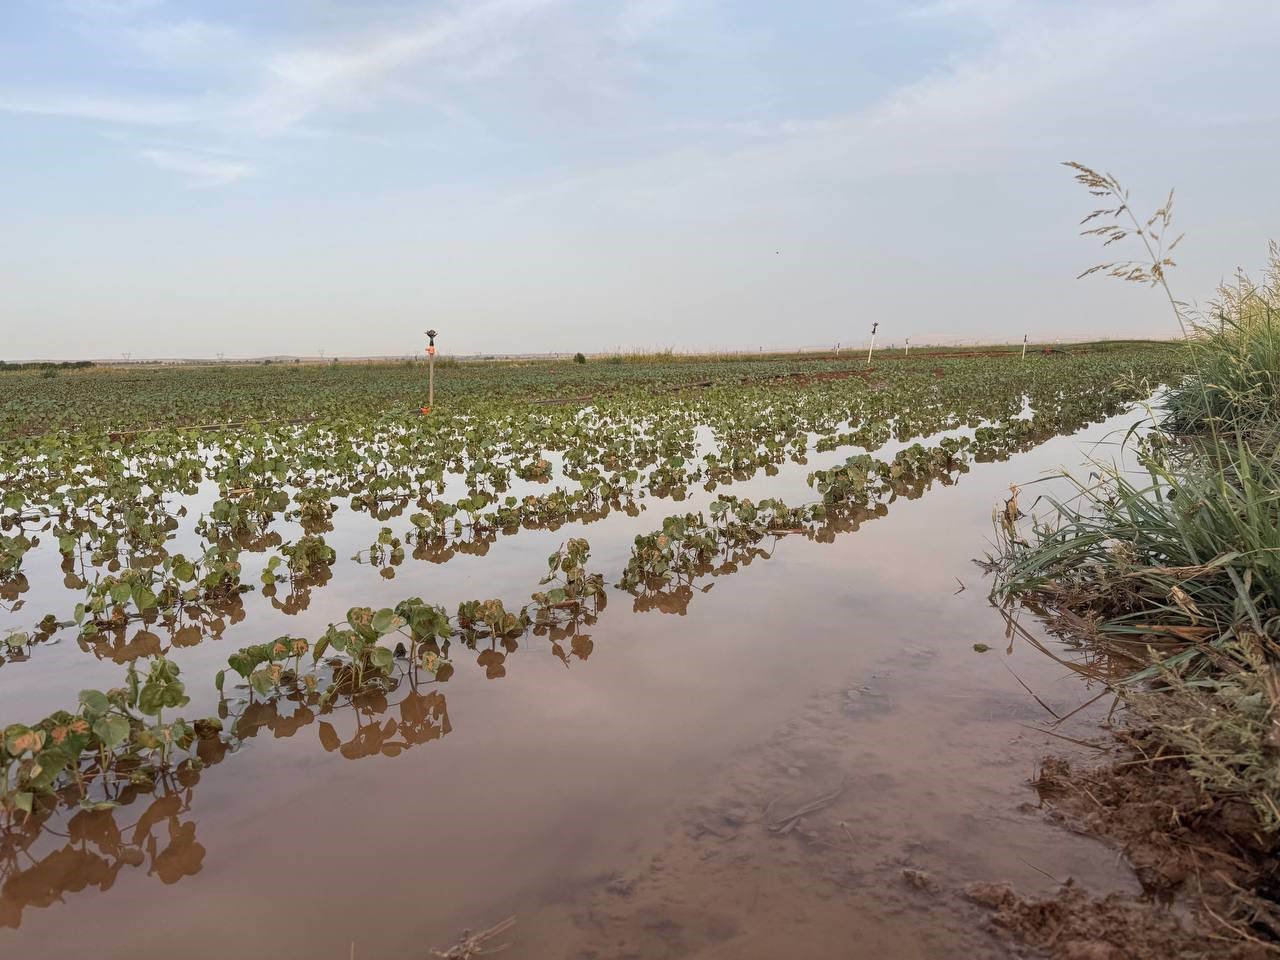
[240,0,565,133]
[137,147,254,187]
[0,91,194,126]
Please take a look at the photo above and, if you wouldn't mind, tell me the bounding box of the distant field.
[0,339,1176,437]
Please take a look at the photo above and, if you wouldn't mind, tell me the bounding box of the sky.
[2,0,1279,360]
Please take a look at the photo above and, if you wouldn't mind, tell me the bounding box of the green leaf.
[228,648,263,679]
[93,716,131,749]
[137,681,165,716]
[132,584,159,611]
[78,689,110,717]
[249,670,274,697]
[12,791,33,814]
[370,646,394,672]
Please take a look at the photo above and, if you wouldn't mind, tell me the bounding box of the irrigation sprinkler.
[422,329,438,414]
[866,322,878,367]
[905,337,910,356]
[1021,334,1028,360]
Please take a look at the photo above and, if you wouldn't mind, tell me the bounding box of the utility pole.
[422,329,438,413]
[866,322,878,367]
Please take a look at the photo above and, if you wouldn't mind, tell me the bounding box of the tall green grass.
[1167,243,1280,432]
[993,167,1280,840]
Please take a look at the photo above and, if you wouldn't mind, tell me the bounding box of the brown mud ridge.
[763,368,875,388]
[965,880,1270,960]
[976,730,1280,958]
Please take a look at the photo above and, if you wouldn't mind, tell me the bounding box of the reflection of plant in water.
[286,485,336,532]
[219,677,452,762]
[74,546,249,638]
[0,763,208,929]
[351,526,406,579]
[618,497,818,597]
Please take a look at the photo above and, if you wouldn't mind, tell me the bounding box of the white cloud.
[240,0,565,133]
[137,147,254,187]
[0,91,194,126]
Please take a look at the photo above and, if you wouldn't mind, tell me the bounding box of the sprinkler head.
[425,329,438,347]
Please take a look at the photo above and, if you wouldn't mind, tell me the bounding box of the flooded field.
[0,353,1182,957]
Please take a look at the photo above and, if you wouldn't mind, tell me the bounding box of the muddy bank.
[1018,734,1280,956]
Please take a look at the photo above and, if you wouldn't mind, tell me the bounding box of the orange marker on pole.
[421,329,439,415]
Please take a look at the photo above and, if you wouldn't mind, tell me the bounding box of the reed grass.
[992,163,1280,836]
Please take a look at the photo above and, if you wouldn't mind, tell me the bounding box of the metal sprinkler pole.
[424,329,439,412]
[1021,334,1027,360]
[905,337,910,356]
[866,322,878,367]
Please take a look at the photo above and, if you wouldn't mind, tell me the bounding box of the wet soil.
[1029,738,1280,952]
[964,880,1267,960]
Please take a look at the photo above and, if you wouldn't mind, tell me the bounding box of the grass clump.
[993,164,1280,851]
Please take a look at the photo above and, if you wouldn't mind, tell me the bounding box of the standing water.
[2,405,1147,959]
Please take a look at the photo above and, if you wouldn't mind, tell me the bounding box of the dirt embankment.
[963,726,1280,958]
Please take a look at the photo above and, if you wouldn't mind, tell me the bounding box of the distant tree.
[574,352,587,364]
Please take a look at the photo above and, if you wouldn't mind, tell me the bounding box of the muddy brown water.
[2,412,1148,958]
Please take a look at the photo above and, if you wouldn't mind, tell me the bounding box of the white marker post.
[1021,334,1028,360]
[866,322,878,367]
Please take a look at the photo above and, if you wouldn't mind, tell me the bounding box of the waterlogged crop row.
[1,352,1179,666]
[0,348,1186,925]
[0,393,1167,821]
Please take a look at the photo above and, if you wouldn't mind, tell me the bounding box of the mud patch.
[966,881,1272,960]
[1031,732,1280,951]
